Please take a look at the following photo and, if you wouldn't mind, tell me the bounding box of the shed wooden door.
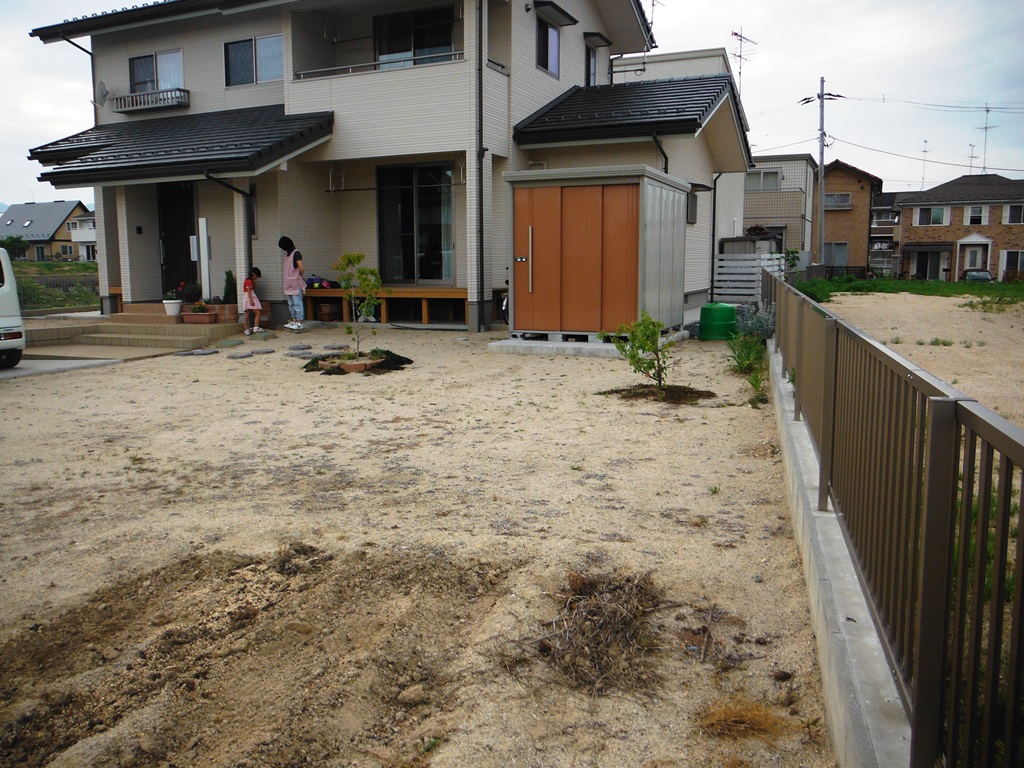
[512,184,638,333]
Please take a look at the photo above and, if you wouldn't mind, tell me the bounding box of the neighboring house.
[29,0,749,332]
[897,174,1024,281]
[742,154,817,256]
[68,211,98,262]
[868,192,900,276]
[0,200,90,261]
[811,160,882,269]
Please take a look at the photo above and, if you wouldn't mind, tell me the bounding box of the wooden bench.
[304,286,468,325]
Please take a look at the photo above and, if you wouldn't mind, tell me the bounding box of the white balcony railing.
[295,51,465,80]
[112,88,190,113]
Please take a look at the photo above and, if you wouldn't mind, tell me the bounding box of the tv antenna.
[967,144,978,174]
[730,28,756,96]
[976,105,997,173]
[920,140,929,190]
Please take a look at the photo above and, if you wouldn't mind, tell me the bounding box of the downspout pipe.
[709,172,721,302]
[652,133,668,174]
[476,0,487,331]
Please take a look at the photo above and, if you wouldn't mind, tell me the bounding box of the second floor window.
[225,35,283,87]
[966,205,987,225]
[824,192,852,210]
[585,46,597,86]
[1007,204,1024,225]
[537,18,560,77]
[916,207,946,226]
[129,50,183,93]
[376,7,455,69]
[745,170,779,192]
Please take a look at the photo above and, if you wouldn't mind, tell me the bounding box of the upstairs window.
[585,46,597,86]
[376,6,455,69]
[824,192,852,210]
[1007,204,1024,225]
[129,50,183,93]
[745,170,779,191]
[916,207,947,226]
[225,35,283,86]
[965,205,987,225]
[536,18,560,77]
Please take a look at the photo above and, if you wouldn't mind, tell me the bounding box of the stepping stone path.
[227,352,253,359]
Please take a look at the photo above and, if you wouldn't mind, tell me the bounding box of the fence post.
[909,397,958,768]
[793,299,804,422]
[817,317,837,512]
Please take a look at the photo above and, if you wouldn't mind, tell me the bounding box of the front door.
[158,181,196,295]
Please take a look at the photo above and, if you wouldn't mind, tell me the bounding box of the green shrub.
[736,305,775,340]
[599,311,674,389]
[727,334,767,375]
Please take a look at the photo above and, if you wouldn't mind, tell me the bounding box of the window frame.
[745,170,780,192]
[824,192,852,210]
[224,34,283,87]
[536,17,560,77]
[823,242,849,266]
[129,49,184,94]
[585,45,597,86]
[916,206,947,226]
[1006,204,1024,225]
[964,205,988,226]
[374,6,456,70]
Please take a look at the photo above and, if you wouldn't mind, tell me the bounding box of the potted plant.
[162,286,183,316]
[182,299,218,324]
[180,281,203,304]
[213,270,239,323]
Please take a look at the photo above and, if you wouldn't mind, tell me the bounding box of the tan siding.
[117,185,161,302]
[92,8,285,125]
[196,182,237,297]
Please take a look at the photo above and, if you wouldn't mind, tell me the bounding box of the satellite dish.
[93,81,108,108]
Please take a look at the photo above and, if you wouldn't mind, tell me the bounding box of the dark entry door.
[158,182,196,294]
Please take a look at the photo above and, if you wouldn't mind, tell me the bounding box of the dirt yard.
[0,320,837,768]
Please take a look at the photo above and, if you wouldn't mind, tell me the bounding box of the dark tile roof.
[898,174,1024,205]
[29,105,333,188]
[514,75,743,147]
[872,192,897,208]
[0,201,84,242]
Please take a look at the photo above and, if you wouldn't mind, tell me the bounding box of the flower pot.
[163,299,183,316]
[182,311,217,324]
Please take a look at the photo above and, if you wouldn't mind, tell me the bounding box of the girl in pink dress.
[242,267,262,335]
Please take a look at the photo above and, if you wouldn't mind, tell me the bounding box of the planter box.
[210,303,238,323]
[181,312,217,324]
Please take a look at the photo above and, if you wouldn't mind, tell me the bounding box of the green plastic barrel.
[698,302,737,340]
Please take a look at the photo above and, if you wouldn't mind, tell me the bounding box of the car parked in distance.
[0,248,26,368]
[960,269,994,282]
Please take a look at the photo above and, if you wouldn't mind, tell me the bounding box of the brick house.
[811,160,882,269]
[28,0,750,331]
[897,174,1024,281]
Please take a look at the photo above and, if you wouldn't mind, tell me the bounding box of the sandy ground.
[0,322,835,768]
[826,292,1024,429]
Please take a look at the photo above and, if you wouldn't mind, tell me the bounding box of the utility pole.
[817,77,825,265]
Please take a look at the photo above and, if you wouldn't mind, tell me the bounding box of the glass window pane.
[130,55,155,93]
[225,40,255,86]
[414,7,453,64]
[931,207,944,225]
[536,19,548,70]
[256,35,283,82]
[377,15,413,68]
[762,172,779,191]
[156,50,184,90]
[547,24,560,76]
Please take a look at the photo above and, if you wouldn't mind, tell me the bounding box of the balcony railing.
[295,51,465,80]
[112,88,190,113]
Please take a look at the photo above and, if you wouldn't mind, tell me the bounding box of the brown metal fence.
[764,272,1024,768]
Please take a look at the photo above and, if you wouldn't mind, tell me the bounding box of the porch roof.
[29,105,334,188]
[903,242,955,252]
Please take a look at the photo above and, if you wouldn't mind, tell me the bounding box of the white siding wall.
[92,8,285,125]
[613,49,733,81]
[196,182,237,299]
[716,172,746,240]
[94,187,120,296]
[117,185,161,302]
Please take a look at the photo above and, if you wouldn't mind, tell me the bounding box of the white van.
[0,248,26,368]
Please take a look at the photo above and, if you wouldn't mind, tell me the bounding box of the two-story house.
[29,0,750,332]
[898,174,1024,281]
[811,160,881,270]
[742,153,817,257]
[868,192,900,277]
[0,200,91,261]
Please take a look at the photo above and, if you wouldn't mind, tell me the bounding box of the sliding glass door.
[377,164,454,284]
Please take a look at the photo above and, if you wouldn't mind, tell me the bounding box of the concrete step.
[75,332,205,350]
[110,312,181,325]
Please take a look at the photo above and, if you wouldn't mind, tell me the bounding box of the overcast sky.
[4,0,1023,209]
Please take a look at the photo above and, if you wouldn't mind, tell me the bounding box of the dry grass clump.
[538,570,663,693]
[696,695,791,740]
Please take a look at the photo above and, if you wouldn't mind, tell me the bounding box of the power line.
[830,135,1024,173]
